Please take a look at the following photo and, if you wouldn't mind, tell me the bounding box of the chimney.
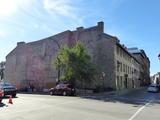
[17,41,25,46]
[97,21,104,33]
[76,27,84,41]
[76,27,84,31]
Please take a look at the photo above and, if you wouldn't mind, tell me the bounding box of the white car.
[147,84,159,92]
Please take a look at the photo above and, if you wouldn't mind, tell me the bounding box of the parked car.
[147,84,159,93]
[0,83,17,97]
[49,83,76,96]
[0,88,4,103]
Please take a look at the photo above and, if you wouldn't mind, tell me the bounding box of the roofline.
[131,52,150,63]
[116,42,140,65]
[128,48,150,63]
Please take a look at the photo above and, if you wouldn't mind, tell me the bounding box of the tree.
[54,41,96,88]
[0,61,5,80]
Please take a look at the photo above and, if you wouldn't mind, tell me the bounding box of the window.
[132,80,135,88]
[123,64,125,72]
[120,63,122,72]
[122,51,124,58]
[116,46,119,55]
[126,65,127,73]
[125,65,127,73]
[120,76,123,87]
[124,77,128,88]
[117,76,121,90]
[117,76,119,80]
[120,49,122,57]
[117,61,120,72]
[117,76,119,85]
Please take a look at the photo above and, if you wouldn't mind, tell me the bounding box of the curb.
[81,87,147,97]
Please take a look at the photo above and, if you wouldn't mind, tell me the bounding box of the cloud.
[43,0,78,19]
[0,0,85,41]
[0,0,33,17]
[0,0,84,28]
[0,30,8,38]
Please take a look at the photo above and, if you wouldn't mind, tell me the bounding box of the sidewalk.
[18,87,147,98]
[18,91,49,95]
[81,87,147,98]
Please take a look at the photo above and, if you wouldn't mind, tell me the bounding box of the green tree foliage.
[54,41,96,86]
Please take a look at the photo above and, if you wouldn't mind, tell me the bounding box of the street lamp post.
[158,53,160,60]
[102,72,106,91]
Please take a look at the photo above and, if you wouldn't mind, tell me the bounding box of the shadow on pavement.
[80,88,160,106]
[81,96,148,105]
[0,103,8,107]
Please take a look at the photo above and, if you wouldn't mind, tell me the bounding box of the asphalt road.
[0,89,160,120]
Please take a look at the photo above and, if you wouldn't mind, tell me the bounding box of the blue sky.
[0,0,159,75]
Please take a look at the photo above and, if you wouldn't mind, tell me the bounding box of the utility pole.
[158,53,160,60]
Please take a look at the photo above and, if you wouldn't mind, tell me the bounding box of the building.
[116,44,140,90]
[128,48,150,86]
[151,72,160,85]
[4,22,147,91]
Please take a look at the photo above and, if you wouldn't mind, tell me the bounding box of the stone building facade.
[4,22,149,91]
[128,48,150,86]
[115,44,140,90]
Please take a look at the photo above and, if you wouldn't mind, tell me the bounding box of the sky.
[0,0,160,75]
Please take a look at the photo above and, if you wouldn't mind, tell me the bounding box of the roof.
[128,47,141,54]
[128,47,150,62]
[6,21,104,58]
[116,43,140,65]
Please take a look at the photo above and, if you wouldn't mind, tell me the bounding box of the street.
[0,89,160,120]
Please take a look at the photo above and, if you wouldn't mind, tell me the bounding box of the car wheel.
[62,91,67,96]
[12,94,16,98]
[50,91,53,95]
[72,92,76,96]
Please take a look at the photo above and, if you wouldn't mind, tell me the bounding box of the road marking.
[128,100,152,120]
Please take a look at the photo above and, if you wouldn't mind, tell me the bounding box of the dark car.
[0,83,17,97]
[49,83,76,96]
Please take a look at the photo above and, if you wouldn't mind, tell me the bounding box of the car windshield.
[150,85,158,87]
[56,84,66,88]
[0,83,13,87]
[150,86,157,88]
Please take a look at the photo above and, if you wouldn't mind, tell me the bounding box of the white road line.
[128,100,152,120]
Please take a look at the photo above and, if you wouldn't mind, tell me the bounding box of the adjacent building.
[116,44,140,90]
[4,22,150,91]
[128,48,150,86]
[150,72,160,85]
